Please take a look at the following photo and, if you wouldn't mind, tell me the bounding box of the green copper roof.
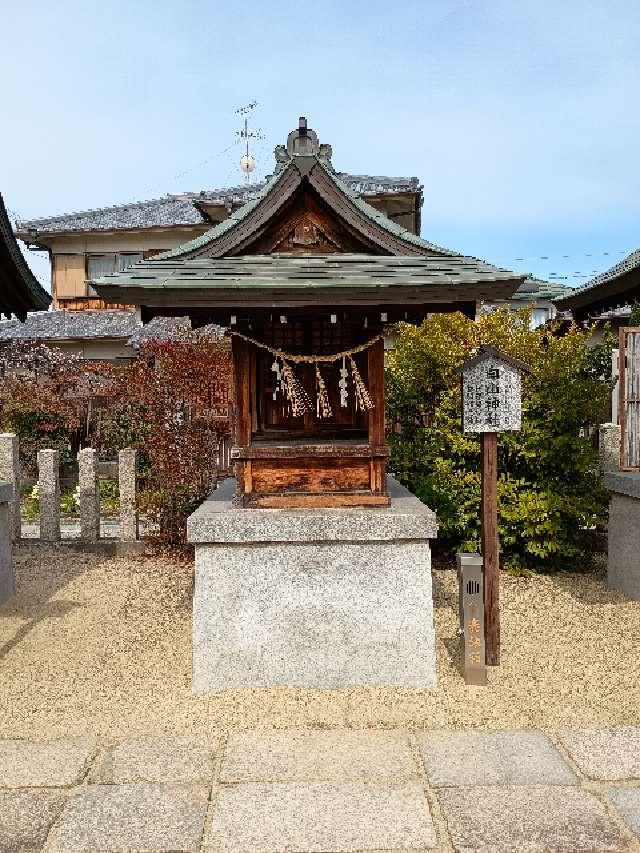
[155,167,289,260]
[316,160,457,256]
[511,277,573,302]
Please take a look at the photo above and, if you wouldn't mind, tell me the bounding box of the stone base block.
[188,477,438,691]
[604,473,640,600]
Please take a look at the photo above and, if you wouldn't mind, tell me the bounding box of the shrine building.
[93,117,525,510]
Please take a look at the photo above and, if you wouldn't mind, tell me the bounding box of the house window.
[86,253,143,295]
[530,307,550,329]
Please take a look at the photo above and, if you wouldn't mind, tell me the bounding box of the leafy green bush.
[386,309,614,572]
[99,478,120,515]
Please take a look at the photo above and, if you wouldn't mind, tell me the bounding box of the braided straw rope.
[228,328,390,363]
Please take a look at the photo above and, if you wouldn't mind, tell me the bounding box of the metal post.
[457,552,487,686]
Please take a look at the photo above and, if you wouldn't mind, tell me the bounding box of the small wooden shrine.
[94,118,524,508]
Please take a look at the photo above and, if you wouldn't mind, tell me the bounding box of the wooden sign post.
[460,345,530,666]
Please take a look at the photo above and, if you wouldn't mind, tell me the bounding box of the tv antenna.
[235,101,265,181]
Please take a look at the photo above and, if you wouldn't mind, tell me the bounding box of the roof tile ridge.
[337,172,422,188]
[17,193,187,229]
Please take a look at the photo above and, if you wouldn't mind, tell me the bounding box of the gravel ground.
[1,544,639,740]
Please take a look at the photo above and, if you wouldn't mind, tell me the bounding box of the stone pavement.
[1,727,640,852]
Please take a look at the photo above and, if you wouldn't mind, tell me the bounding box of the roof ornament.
[273,117,333,171]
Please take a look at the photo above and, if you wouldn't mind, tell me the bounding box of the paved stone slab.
[0,740,94,788]
[207,781,435,852]
[609,787,640,839]
[46,783,208,853]
[558,726,640,780]
[417,729,576,786]
[0,790,67,853]
[221,730,418,782]
[91,736,215,784]
[438,785,624,852]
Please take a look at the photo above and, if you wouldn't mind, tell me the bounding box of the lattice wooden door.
[619,327,640,470]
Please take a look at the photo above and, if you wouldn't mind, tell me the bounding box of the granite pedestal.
[187,477,438,690]
[605,472,640,600]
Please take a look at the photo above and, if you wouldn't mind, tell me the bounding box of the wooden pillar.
[367,337,385,446]
[368,337,386,493]
[232,336,251,447]
[232,336,251,496]
[481,431,499,665]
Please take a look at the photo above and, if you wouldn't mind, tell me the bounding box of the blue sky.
[2,0,638,291]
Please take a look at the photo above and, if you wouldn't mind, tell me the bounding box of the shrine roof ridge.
[153,158,460,261]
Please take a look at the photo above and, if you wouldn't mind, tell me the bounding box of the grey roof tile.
[16,175,421,236]
[0,309,139,341]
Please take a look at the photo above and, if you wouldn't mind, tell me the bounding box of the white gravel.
[0,545,638,740]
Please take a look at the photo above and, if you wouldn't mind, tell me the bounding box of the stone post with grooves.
[0,432,20,541]
[0,483,15,603]
[78,448,100,542]
[118,449,138,541]
[38,449,60,542]
[599,423,621,473]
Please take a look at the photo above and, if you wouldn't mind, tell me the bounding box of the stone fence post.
[0,433,20,541]
[599,423,621,473]
[0,482,15,604]
[38,449,60,542]
[78,448,100,542]
[118,449,138,541]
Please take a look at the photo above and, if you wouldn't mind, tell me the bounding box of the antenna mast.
[235,101,264,182]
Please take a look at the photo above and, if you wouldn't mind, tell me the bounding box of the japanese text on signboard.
[462,356,521,433]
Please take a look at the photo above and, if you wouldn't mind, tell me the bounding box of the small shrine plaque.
[461,345,529,434]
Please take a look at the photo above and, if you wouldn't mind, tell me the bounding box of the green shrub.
[99,478,119,515]
[386,308,614,571]
[60,487,79,517]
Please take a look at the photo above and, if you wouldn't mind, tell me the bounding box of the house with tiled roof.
[554,248,640,322]
[0,194,50,318]
[15,168,423,312]
[0,310,225,361]
[483,276,573,328]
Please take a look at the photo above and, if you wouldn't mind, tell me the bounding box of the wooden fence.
[618,327,640,470]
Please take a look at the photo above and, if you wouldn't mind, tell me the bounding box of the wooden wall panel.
[251,457,370,493]
[53,254,86,299]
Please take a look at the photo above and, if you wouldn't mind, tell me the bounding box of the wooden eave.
[555,267,640,320]
[15,223,212,247]
[0,194,51,319]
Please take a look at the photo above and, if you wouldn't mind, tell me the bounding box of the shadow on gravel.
[0,544,94,659]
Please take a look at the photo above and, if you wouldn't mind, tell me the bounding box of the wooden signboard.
[460,345,530,666]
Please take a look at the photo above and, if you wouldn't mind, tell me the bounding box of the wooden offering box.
[231,314,389,508]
